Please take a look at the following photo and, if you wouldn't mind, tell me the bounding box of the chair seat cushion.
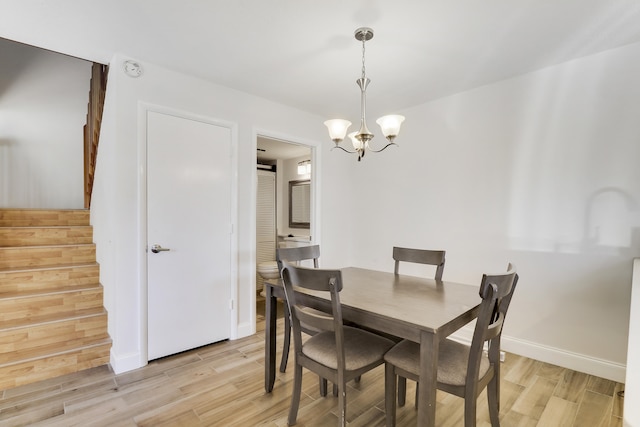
[302,326,395,371]
[384,339,491,386]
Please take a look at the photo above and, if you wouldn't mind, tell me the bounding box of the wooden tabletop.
[268,267,481,343]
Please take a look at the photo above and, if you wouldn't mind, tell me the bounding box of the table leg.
[279,305,291,373]
[264,285,277,392]
[417,330,439,426]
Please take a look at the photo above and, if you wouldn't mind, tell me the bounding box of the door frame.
[250,129,321,333]
[138,103,238,365]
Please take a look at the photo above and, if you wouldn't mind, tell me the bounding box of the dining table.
[263,266,481,427]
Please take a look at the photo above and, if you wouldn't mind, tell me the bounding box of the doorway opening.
[255,136,313,323]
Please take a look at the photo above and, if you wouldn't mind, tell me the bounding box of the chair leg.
[319,377,328,397]
[463,393,477,427]
[397,376,407,406]
[333,383,338,397]
[487,375,500,426]
[280,306,292,373]
[288,363,303,426]
[385,364,397,427]
[338,382,347,427]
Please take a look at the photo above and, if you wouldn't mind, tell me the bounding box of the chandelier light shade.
[325,119,352,143]
[376,115,405,142]
[324,27,405,161]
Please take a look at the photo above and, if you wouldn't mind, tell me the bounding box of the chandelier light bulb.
[348,132,363,150]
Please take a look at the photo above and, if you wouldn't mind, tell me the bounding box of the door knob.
[151,244,171,253]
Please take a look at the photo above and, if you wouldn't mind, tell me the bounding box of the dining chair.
[392,246,446,405]
[384,264,518,427]
[281,262,395,426]
[392,246,446,279]
[276,245,320,374]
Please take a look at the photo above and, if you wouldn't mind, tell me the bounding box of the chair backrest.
[467,263,518,384]
[392,246,446,279]
[281,262,345,364]
[276,244,320,271]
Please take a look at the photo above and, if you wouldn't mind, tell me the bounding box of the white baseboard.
[451,328,626,383]
[503,336,626,383]
[110,350,146,374]
[236,320,255,339]
[109,320,254,375]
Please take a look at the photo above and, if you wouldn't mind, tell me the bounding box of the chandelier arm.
[331,145,358,154]
[366,142,398,153]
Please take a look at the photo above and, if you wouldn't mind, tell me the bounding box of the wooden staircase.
[0,208,112,390]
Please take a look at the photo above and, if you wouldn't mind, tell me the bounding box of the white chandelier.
[324,27,405,162]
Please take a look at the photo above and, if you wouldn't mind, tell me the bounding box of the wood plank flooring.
[0,301,624,426]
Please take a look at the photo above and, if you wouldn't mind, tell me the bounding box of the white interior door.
[147,110,232,360]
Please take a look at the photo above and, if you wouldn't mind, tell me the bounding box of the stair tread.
[0,243,95,249]
[0,262,99,274]
[0,282,102,300]
[0,337,112,368]
[0,310,109,363]
[0,262,98,272]
[0,208,90,213]
[0,225,92,229]
[0,307,107,332]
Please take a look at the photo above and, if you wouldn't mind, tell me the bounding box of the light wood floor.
[0,301,624,426]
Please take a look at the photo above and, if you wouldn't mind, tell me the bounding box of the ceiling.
[2,1,640,123]
[257,137,311,162]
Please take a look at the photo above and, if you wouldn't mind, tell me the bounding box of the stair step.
[0,244,96,270]
[0,286,104,325]
[0,263,100,293]
[0,280,102,302]
[0,209,90,227]
[0,226,93,247]
[0,338,112,390]
[0,309,109,365]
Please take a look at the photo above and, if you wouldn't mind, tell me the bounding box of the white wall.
[91,54,332,373]
[0,38,90,208]
[345,42,640,381]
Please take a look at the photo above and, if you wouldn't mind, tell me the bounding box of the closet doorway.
[255,136,313,317]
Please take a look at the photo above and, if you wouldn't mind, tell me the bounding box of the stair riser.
[0,209,90,227]
[0,314,108,364]
[0,227,93,247]
[0,265,100,293]
[0,288,104,324]
[0,342,112,390]
[0,245,96,270]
